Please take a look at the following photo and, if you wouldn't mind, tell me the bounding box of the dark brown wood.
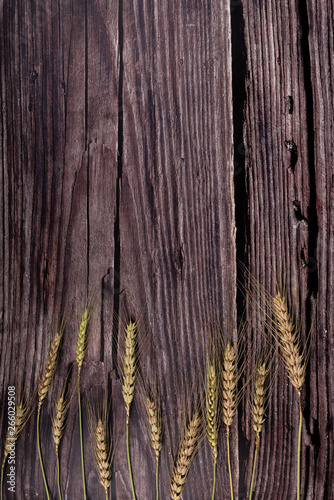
[240,0,333,498]
[116,1,235,498]
[0,0,332,499]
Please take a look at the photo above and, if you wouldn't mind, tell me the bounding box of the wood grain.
[240,0,333,498]
[117,0,235,497]
[0,0,333,499]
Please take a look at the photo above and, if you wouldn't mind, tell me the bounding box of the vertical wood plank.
[305,1,334,498]
[1,0,332,498]
[241,0,330,498]
[118,0,235,498]
[0,0,119,497]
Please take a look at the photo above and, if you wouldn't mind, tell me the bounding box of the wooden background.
[0,0,333,498]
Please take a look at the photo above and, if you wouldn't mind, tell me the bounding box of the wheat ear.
[121,321,138,424]
[120,320,138,500]
[222,342,237,500]
[249,362,268,500]
[206,359,219,500]
[272,292,305,392]
[170,410,202,500]
[145,395,162,500]
[76,308,90,500]
[272,291,307,500]
[38,330,63,410]
[52,382,70,500]
[37,325,64,500]
[93,417,112,500]
[1,395,32,500]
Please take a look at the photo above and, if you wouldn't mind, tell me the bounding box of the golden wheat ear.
[251,360,270,440]
[75,302,95,500]
[169,400,203,500]
[145,393,162,461]
[52,376,71,500]
[239,264,311,500]
[38,319,65,411]
[2,390,33,466]
[248,359,270,500]
[120,320,138,423]
[271,291,308,392]
[144,387,162,500]
[37,319,65,500]
[88,395,113,500]
[1,389,34,500]
[219,321,249,500]
[203,327,222,500]
[52,376,71,452]
[117,318,140,500]
[76,307,92,376]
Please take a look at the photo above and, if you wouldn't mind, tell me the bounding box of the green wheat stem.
[37,408,51,500]
[297,392,302,500]
[1,462,5,500]
[56,449,63,500]
[156,457,159,500]
[211,458,217,500]
[78,374,87,500]
[248,436,260,500]
[227,428,234,500]
[126,419,136,500]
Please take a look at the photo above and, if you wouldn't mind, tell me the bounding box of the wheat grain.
[38,328,63,410]
[248,361,268,500]
[272,292,305,392]
[1,394,32,500]
[121,321,137,424]
[94,418,112,493]
[52,390,69,452]
[252,362,268,440]
[222,343,237,429]
[206,363,219,462]
[76,308,89,376]
[3,400,30,466]
[170,410,202,500]
[145,396,162,460]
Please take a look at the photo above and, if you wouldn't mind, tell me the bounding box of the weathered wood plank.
[1,0,333,499]
[0,0,119,498]
[305,1,334,498]
[118,0,235,498]
[241,0,332,498]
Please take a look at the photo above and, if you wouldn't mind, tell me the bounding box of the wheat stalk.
[145,396,162,460]
[121,320,138,424]
[145,394,162,500]
[76,308,89,377]
[52,381,70,500]
[252,362,268,439]
[206,362,219,462]
[222,342,237,500]
[222,343,237,429]
[119,320,138,500]
[38,327,64,410]
[2,400,30,467]
[1,394,32,500]
[52,392,69,451]
[37,324,64,500]
[271,290,309,500]
[249,361,268,500]
[94,417,112,500]
[272,292,305,392]
[170,410,202,500]
[76,307,91,500]
[205,355,219,500]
